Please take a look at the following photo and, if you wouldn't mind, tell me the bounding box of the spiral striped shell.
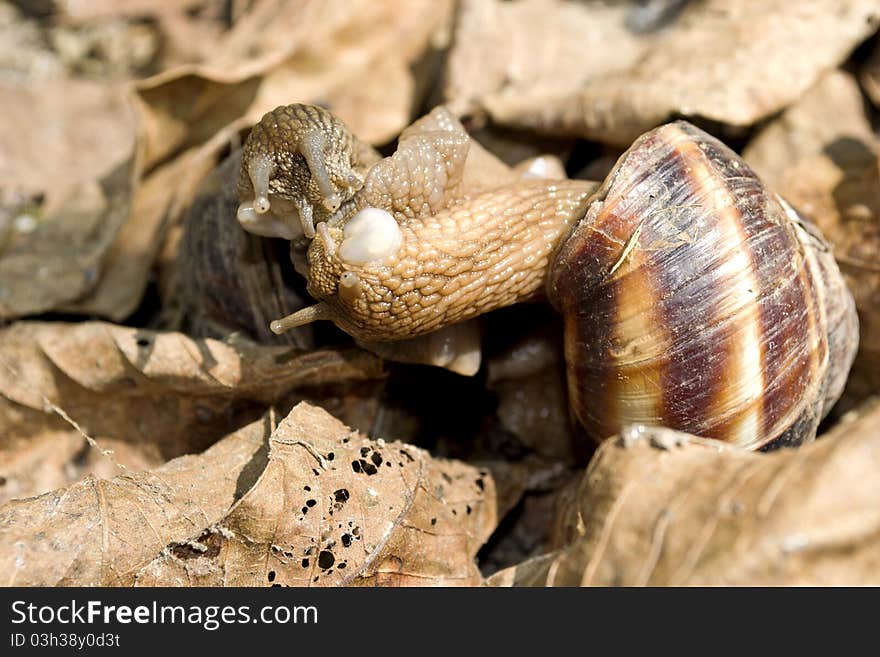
[548,121,858,450]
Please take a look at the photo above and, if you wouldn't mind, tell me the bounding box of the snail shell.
[548,121,858,450]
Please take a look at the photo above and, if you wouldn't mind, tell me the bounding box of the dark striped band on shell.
[548,121,858,450]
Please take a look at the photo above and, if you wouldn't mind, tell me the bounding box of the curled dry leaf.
[62,144,200,321]
[135,0,454,171]
[0,414,268,586]
[466,0,880,145]
[0,321,383,503]
[0,403,497,587]
[744,70,880,399]
[0,77,137,319]
[489,401,880,587]
[0,6,220,322]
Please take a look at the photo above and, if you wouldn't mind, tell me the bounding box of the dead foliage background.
[1,0,879,587]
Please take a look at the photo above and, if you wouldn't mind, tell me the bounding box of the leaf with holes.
[135,403,497,586]
[0,403,498,586]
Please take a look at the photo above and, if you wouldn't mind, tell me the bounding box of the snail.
[235,104,859,451]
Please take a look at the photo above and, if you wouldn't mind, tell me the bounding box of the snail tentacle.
[296,195,316,239]
[270,302,334,335]
[299,128,342,212]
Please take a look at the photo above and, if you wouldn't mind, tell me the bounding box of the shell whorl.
[548,121,858,450]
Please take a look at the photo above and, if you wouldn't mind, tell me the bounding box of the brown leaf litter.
[0,321,383,503]
[744,70,880,404]
[0,76,137,318]
[0,403,497,586]
[489,401,880,586]
[448,0,880,146]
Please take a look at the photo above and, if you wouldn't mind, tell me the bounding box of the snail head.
[236,104,368,241]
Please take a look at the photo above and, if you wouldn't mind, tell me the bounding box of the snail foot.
[358,321,482,377]
[236,200,300,240]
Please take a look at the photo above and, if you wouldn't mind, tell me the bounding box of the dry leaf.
[58,115,246,321]
[444,0,653,119]
[53,0,208,21]
[486,317,576,463]
[0,415,269,586]
[0,403,498,587]
[489,402,880,586]
[0,2,159,81]
[50,0,221,72]
[744,70,880,399]
[0,321,383,502]
[0,79,134,199]
[58,147,193,320]
[135,0,453,171]
[0,77,137,318]
[0,2,65,81]
[475,0,880,145]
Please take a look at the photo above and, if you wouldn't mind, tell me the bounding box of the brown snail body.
[236,105,859,450]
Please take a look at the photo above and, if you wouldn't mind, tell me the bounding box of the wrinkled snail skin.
[300,179,595,342]
[548,122,858,450]
[237,105,859,450]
